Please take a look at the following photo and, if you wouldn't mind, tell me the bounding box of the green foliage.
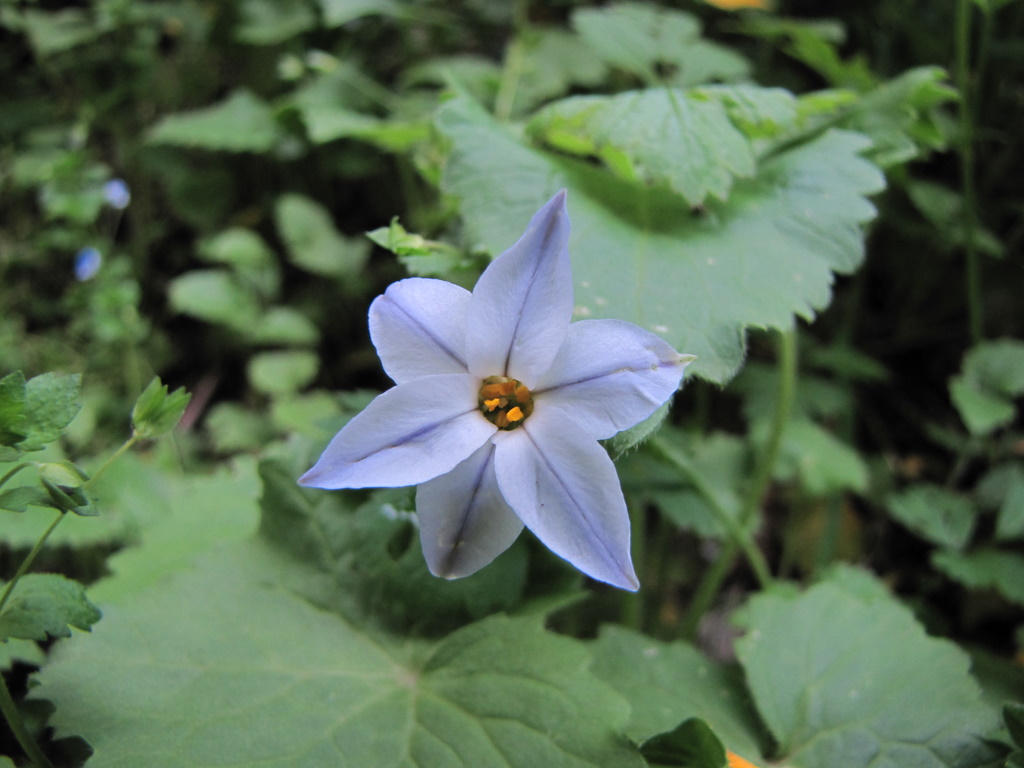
[131,377,191,439]
[887,485,977,550]
[0,371,82,455]
[147,90,281,153]
[37,542,645,768]
[439,95,883,383]
[0,574,101,642]
[639,719,727,768]
[734,578,1001,767]
[274,194,369,278]
[951,339,1024,436]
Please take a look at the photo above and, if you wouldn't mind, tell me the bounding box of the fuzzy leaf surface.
[37,542,644,768]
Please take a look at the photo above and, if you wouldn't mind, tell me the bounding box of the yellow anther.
[478,375,534,431]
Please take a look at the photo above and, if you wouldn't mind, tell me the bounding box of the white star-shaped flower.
[300,191,694,590]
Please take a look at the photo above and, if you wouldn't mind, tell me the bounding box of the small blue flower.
[300,191,695,590]
[102,179,131,210]
[74,247,102,281]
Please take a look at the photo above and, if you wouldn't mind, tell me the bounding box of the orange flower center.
[478,376,534,430]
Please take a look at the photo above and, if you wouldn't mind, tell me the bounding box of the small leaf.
[247,350,319,396]
[886,484,977,550]
[275,193,369,278]
[951,339,1024,435]
[18,372,82,451]
[0,573,101,642]
[640,718,727,768]
[235,0,315,45]
[168,269,262,331]
[367,217,471,277]
[147,90,281,153]
[0,485,54,513]
[933,548,1024,607]
[131,377,192,439]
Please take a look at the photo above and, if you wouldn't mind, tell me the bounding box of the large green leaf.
[37,541,644,768]
[886,484,977,550]
[437,96,883,383]
[590,626,764,759]
[734,578,1001,767]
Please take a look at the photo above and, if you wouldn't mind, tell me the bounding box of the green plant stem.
[648,436,772,589]
[494,35,525,122]
[622,501,647,631]
[83,432,139,490]
[956,0,983,344]
[0,510,65,616]
[678,329,797,637]
[0,462,31,491]
[0,673,55,768]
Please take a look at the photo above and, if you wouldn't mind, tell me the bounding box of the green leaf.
[17,8,101,56]
[1005,703,1024,751]
[197,228,281,300]
[513,28,608,113]
[994,465,1024,541]
[0,573,101,642]
[147,90,281,153]
[932,548,1024,607]
[437,96,883,383]
[131,377,191,439]
[529,89,755,206]
[168,269,261,331]
[886,484,977,550]
[366,218,472,277]
[639,718,727,768]
[697,84,798,139]
[589,626,764,758]
[734,578,1001,767]
[275,193,370,278]
[248,350,319,396]
[0,371,27,445]
[774,419,868,495]
[572,4,748,87]
[317,0,401,27]
[87,456,261,604]
[249,307,319,346]
[235,0,315,45]
[38,542,645,768]
[951,339,1024,436]
[18,372,82,451]
[0,485,54,513]
[0,638,45,671]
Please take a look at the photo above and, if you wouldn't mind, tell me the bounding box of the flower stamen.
[479,376,533,430]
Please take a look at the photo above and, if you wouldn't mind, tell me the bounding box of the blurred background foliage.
[2,0,1024,762]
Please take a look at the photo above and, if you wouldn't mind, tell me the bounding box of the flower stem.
[956,0,983,343]
[0,510,65,616]
[83,432,139,490]
[0,673,55,768]
[677,329,796,638]
[0,463,31,491]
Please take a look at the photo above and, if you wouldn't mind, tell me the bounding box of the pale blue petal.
[299,374,495,489]
[369,278,471,384]
[493,407,638,591]
[464,190,573,387]
[534,319,694,440]
[416,441,524,579]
